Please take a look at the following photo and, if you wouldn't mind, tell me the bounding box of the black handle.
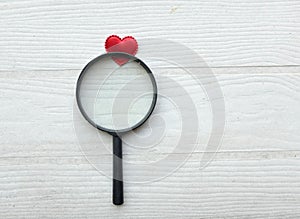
[112,135,124,205]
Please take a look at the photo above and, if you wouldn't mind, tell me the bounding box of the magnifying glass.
[76,52,157,205]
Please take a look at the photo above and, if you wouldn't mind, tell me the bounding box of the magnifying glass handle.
[113,135,124,205]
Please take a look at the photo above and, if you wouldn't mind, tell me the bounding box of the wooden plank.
[0,0,299,70]
[0,67,299,158]
[0,152,299,218]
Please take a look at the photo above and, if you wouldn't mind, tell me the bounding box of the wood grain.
[0,152,299,218]
[0,67,299,158]
[0,0,299,70]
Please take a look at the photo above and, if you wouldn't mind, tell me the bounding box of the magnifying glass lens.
[77,53,156,133]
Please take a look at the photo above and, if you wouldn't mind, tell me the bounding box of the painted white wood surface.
[0,0,299,70]
[0,0,300,218]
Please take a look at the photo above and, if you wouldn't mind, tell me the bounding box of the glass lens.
[77,53,156,132]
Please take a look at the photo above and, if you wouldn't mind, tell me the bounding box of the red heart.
[105,35,138,65]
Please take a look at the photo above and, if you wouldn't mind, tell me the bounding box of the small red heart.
[105,35,138,65]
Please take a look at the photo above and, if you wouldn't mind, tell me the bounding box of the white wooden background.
[1,0,300,218]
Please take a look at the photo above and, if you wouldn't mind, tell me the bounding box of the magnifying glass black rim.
[76,52,157,135]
